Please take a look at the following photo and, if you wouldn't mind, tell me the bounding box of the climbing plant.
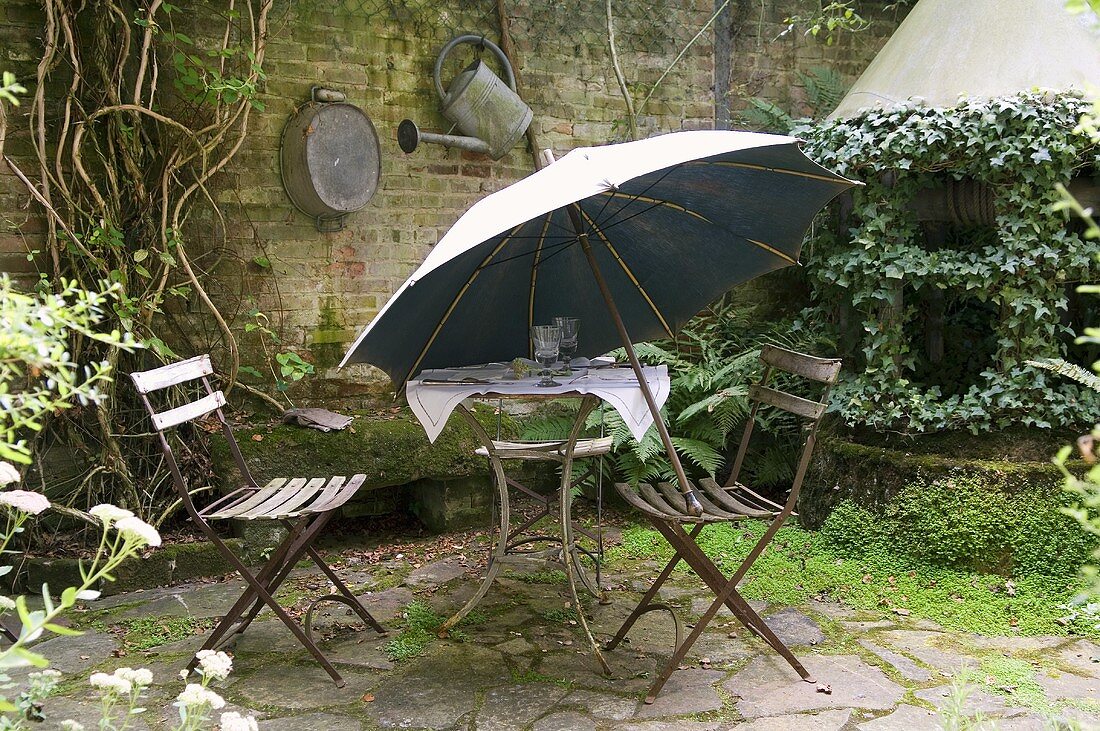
[797,91,1100,433]
[2,0,273,519]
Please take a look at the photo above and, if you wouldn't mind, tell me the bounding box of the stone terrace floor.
[20,521,1100,730]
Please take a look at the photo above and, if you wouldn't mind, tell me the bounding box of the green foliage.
[567,304,824,488]
[740,67,848,133]
[798,91,1100,433]
[384,600,445,661]
[818,472,1097,578]
[0,276,139,464]
[0,72,26,106]
[611,520,1098,637]
[538,607,578,624]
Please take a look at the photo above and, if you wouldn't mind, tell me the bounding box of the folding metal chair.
[130,355,386,687]
[607,345,841,703]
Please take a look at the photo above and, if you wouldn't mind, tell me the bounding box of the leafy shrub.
[797,91,1100,433]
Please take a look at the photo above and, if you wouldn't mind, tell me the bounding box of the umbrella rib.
[746,237,797,264]
[597,190,714,224]
[591,193,797,266]
[688,159,850,185]
[577,207,675,339]
[404,223,524,382]
[528,212,554,355]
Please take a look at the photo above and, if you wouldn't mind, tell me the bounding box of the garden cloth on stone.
[281,408,353,432]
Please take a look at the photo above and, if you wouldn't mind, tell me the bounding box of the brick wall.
[0,0,903,404]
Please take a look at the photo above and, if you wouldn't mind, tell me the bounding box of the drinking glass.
[553,317,580,374]
[530,325,562,387]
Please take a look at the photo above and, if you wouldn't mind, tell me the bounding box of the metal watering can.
[398,35,532,160]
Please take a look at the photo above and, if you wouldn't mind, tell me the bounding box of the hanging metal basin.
[280,101,381,227]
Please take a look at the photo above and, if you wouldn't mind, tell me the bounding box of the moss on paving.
[113,616,214,651]
[608,520,1098,638]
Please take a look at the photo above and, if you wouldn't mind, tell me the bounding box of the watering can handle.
[433,34,518,102]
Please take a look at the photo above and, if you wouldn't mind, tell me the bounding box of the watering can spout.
[398,119,491,156]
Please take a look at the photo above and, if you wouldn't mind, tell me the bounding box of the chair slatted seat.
[609,345,842,704]
[473,436,613,460]
[131,355,385,688]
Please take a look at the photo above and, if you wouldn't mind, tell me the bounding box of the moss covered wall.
[804,436,1097,578]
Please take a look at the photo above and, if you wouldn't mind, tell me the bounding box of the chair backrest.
[724,345,842,490]
[130,355,256,504]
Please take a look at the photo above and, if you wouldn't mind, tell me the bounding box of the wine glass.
[554,317,579,374]
[530,325,562,387]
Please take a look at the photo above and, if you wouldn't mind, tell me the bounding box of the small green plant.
[383,600,466,662]
[240,308,315,405]
[539,607,578,624]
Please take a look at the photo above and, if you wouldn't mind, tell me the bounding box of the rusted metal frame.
[604,522,702,651]
[641,518,813,703]
[558,395,612,674]
[725,365,771,488]
[440,404,510,635]
[0,626,16,643]
[567,203,703,517]
[202,375,258,490]
[228,512,343,639]
[301,542,387,634]
[193,514,314,655]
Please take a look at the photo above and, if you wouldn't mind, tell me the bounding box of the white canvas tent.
[829,0,1100,119]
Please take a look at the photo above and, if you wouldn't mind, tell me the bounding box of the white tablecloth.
[406,364,670,443]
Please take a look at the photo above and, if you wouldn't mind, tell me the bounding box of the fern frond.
[1026,358,1100,391]
[671,437,723,477]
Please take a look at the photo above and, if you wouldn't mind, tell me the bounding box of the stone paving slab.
[632,668,725,718]
[723,654,905,718]
[16,531,1100,731]
[857,703,940,730]
[733,708,852,730]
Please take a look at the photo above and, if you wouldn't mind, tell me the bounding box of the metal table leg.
[559,396,612,674]
[439,404,510,636]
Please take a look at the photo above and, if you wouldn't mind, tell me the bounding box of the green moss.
[538,607,578,624]
[383,600,483,661]
[609,520,1098,638]
[210,405,515,495]
[818,472,1096,577]
[113,616,214,651]
[503,569,568,585]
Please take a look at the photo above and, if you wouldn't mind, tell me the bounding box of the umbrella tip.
[539,149,556,167]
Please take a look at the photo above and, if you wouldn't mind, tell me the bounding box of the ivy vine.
[797,91,1100,433]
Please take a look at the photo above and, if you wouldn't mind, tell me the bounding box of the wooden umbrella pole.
[565,202,704,517]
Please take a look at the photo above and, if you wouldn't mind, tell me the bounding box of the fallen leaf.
[252,434,263,442]
[816,683,832,694]
[362,693,375,703]
[893,608,911,616]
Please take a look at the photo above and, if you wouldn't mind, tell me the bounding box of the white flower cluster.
[195,649,233,682]
[89,666,153,696]
[113,667,153,687]
[0,595,15,611]
[89,672,133,696]
[114,515,161,547]
[88,504,134,524]
[0,461,20,486]
[175,683,225,710]
[219,711,259,731]
[59,721,84,731]
[0,489,50,515]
